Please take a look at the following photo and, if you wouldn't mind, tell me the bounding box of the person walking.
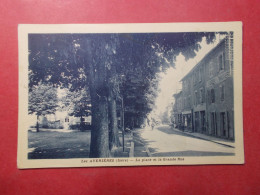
[151,122,154,130]
[151,118,155,130]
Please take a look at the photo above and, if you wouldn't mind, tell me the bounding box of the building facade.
[172,36,234,140]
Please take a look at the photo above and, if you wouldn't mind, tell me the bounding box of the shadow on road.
[156,126,206,141]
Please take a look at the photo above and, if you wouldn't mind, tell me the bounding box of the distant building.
[63,115,91,130]
[39,115,63,129]
[172,36,234,140]
[35,113,91,130]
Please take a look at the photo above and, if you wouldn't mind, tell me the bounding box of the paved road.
[134,125,235,157]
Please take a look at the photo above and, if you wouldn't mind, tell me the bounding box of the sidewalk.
[132,129,151,157]
[112,132,132,157]
[112,129,151,158]
[171,128,235,148]
[115,130,152,157]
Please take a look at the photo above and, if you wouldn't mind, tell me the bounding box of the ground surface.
[28,129,91,159]
[28,125,235,159]
[28,128,132,159]
[135,125,235,157]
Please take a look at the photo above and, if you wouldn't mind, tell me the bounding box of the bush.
[42,124,49,128]
[39,123,64,129]
[69,123,91,131]
[69,124,81,130]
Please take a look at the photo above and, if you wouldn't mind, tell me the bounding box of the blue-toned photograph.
[26,31,236,160]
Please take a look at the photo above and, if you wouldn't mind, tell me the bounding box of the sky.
[151,35,224,120]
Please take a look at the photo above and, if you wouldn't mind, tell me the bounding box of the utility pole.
[121,96,125,152]
[118,96,125,152]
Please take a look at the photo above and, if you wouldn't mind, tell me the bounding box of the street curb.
[172,128,235,148]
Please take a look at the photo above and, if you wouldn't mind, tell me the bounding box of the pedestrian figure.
[147,117,150,127]
[151,118,155,130]
[151,123,154,130]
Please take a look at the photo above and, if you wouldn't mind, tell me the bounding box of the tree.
[28,83,58,132]
[61,88,91,131]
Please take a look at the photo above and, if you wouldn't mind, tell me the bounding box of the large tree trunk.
[108,90,120,150]
[107,51,120,150]
[88,73,110,157]
[83,38,110,158]
[89,96,109,158]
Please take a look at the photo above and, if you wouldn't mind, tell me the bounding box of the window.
[179,99,182,109]
[199,67,202,81]
[207,90,211,104]
[194,91,198,105]
[211,89,215,103]
[183,80,187,91]
[209,61,214,77]
[220,85,225,101]
[65,117,69,122]
[194,70,199,84]
[200,88,204,103]
[219,54,225,71]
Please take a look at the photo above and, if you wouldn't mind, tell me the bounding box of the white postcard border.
[18,22,244,169]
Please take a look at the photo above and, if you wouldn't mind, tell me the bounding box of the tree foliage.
[29,83,59,132]
[29,83,58,116]
[61,88,91,118]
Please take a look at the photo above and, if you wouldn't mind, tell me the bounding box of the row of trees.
[28,32,221,157]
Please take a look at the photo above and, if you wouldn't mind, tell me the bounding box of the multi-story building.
[172,36,234,140]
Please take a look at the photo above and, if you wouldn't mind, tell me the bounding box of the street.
[134,125,235,157]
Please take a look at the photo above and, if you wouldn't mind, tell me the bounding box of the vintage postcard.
[18,22,244,169]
